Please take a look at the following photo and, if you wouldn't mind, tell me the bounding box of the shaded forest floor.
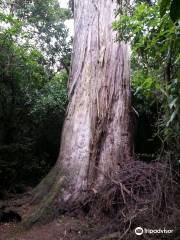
[1,160,180,240]
[0,215,95,240]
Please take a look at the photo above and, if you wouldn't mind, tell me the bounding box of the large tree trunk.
[58,0,132,202]
[21,0,132,227]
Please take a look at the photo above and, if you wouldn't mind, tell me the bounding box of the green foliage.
[160,0,180,22]
[160,0,170,18]
[31,71,68,118]
[0,0,70,194]
[113,0,180,154]
[132,70,160,114]
[0,0,72,73]
[170,0,180,22]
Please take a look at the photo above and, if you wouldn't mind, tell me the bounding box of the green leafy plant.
[113,0,180,155]
[0,0,71,193]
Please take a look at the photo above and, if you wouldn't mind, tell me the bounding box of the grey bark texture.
[57,0,132,202]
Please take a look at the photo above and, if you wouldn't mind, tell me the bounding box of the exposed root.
[80,161,180,240]
[22,175,64,229]
[1,160,179,239]
[30,166,60,204]
[0,166,61,229]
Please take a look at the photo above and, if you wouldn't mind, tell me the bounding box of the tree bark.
[57,0,132,202]
[21,0,132,227]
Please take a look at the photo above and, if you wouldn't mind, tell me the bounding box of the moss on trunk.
[22,175,64,229]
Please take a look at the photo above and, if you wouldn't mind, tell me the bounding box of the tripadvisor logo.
[135,227,143,235]
[135,227,173,235]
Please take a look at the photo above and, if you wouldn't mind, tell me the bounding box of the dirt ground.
[0,216,95,240]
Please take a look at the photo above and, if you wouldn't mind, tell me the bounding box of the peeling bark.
[14,1,132,228]
[57,0,132,202]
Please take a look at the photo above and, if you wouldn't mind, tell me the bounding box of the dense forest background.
[113,0,180,163]
[0,0,71,196]
[0,0,179,200]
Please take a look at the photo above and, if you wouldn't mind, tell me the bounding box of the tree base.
[22,173,64,229]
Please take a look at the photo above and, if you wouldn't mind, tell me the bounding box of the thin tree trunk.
[58,0,132,202]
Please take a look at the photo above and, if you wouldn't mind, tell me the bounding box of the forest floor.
[0,215,96,240]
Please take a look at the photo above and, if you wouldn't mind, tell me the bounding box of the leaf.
[134,86,142,95]
[166,108,178,126]
[169,97,178,109]
[170,0,180,22]
[160,88,168,97]
[160,0,170,18]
